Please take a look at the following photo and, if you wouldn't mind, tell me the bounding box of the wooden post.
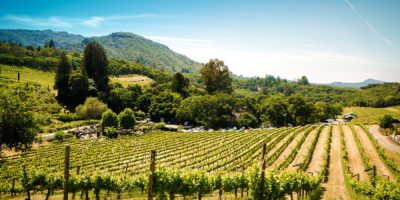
[259,143,266,200]
[63,145,70,200]
[77,166,81,174]
[148,150,156,200]
[373,166,376,180]
[11,178,15,196]
[17,71,20,81]
[23,165,30,200]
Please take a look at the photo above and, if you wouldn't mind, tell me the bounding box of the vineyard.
[0,124,399,199]
[343,107,400,124]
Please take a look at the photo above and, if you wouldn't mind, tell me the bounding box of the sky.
[0,0,399,83]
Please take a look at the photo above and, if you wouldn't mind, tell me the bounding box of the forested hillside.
[0,29,201,73]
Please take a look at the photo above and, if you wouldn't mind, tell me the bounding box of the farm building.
[343,112,357,121]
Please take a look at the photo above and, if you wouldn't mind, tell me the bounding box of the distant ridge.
[326,79,385,88]
[0,29,202,73]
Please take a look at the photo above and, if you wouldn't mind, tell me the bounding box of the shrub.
[54,131,65,141]
[76,97,108,119]
[153,122,166,130]
[101,109,118,128]
[118,108,136,129]
[379,114,398,129]
[104,127,118,138]
[57,113,81,122]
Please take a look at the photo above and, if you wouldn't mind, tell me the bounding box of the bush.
[54,131,65,141]
[57,113,81,122]
[379,115,398,129]
[104,127,118,138]
[101,109,118,128]
[118,108,136,129]
[153,122,166,130]
[76,97,108,119]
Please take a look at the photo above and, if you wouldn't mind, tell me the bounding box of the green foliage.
[83,41,109,92]
[104,127,118,138]
[148,92,182,122]
[56,113,81,122]
[54,52,71,103]
[75,97,108,119]
[68,70,89,106]
[101,109,118,128]
[153,122,166,130]
[108,59,170,83]
[379,114,397,129]
[171,72,189,97]
[107,86,137,113]
[259,94,289,127]
[177,94,235,128]
[236,112,258,128]
[54,131,65,141]
[118,108,136,129]
[201,59,233,94]
[0,91,38,150]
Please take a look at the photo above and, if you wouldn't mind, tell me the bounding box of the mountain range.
[325,79,385,88]
[0,29,201,73]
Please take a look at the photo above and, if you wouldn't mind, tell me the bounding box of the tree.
[69,70,89,107]
[200,59,233,94]
[75,97,108,119]
[0,92,38,151]
[54,52,71,103]
[298,76,309,85]
[172,73,189,97]
[148,92,182,122]
[118,108,136,129]
[259,94,289,127]
[101,109,118,128]
[83,41,109,92]
[176,94,235,129]
[288,94,314,125]
[379,115,398,129]
[236,112,258,128]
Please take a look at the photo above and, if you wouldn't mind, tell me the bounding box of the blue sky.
[1,0,399,83]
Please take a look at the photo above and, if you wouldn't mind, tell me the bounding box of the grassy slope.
[343,106,400,124]
[0,64,152,89]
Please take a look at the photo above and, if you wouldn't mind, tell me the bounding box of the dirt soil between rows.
[322,125,350,200]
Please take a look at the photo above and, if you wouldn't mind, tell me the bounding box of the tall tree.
[69,70,89,107]
[83,41,109,92]
[54,52,71,103]
[200,59,233,94]
[0,91,38,151]
[172,72,189,97]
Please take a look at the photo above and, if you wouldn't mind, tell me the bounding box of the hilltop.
[326,79,385,88]
[0,29,202,73]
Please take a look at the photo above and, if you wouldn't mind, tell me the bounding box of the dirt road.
[342,125,368,182]
[354,125,394,179]
[286,128,318,171]
[307,126,329,175]
[323,125,350,200]
[368,125,400,153]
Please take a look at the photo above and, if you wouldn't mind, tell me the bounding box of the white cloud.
[83,17,104,27]
[145,35,212,43]
[1,13,169,28]
[344,0,393,46]
[2,15,72,28]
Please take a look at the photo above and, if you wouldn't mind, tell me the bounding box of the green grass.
[343,106,400,124]
[0,64,55,91]
[0,64,152,90]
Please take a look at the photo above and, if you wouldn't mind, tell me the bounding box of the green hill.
[0,29,202,73]
[327,79,386,88]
